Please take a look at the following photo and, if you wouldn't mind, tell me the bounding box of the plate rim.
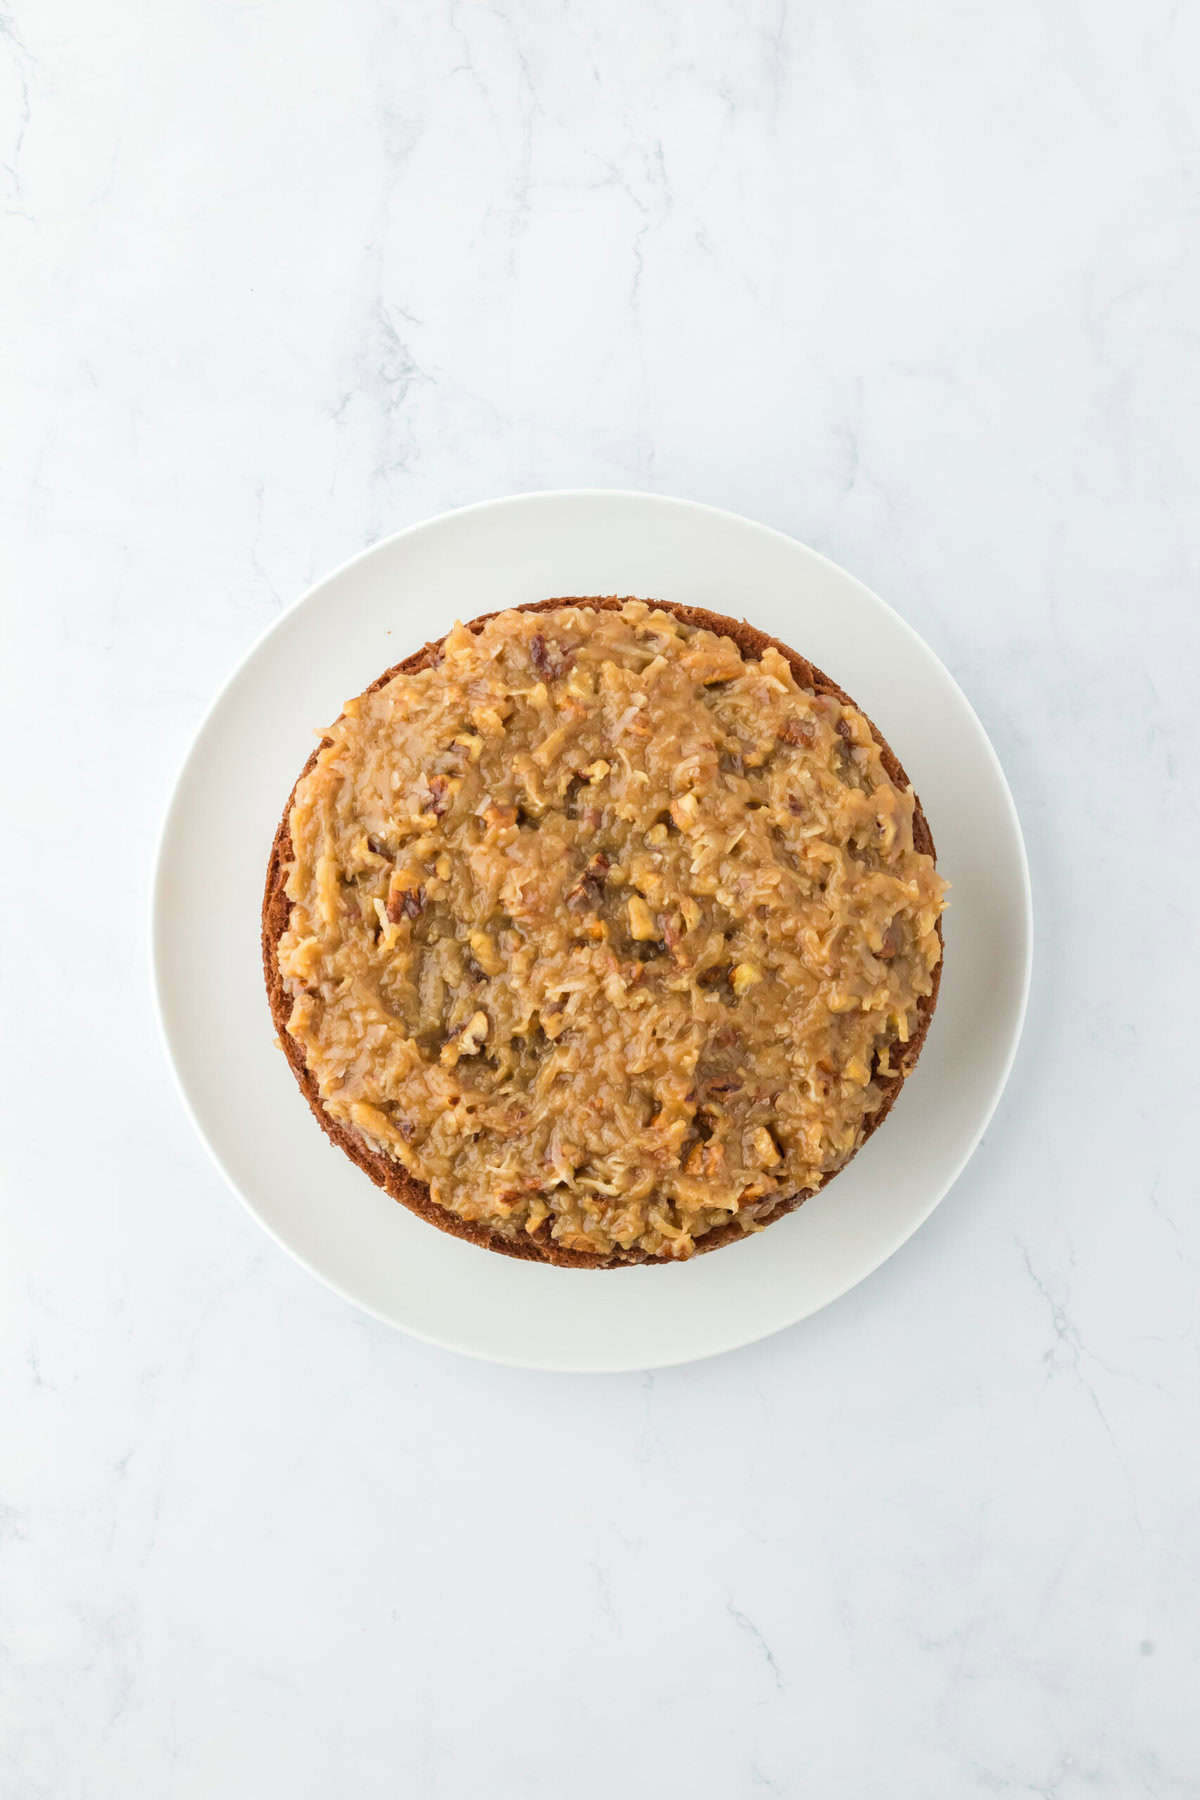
[150,487,1033,1371]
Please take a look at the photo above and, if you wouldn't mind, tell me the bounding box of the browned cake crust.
[262,597,943,1267]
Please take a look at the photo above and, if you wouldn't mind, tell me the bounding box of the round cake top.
[275,600,945,1260]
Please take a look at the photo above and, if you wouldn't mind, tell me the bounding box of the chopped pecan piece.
[685,1137,725,1178]
[468,930,502,976]
[751,1125,782,1167]
[878,921,901,960]
[482,802,519,832]
[627,895,657,941]
[565,851,610,909]
[731,962,760,997]
[440,1010,490,1066]
[530,633,574,680]
[778,717,816,747]
[385,869,425,923]
[681,646,742,684]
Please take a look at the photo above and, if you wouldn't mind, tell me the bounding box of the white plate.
[153,491,1031,1371]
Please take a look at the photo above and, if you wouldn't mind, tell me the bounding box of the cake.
[262,597,945,1265]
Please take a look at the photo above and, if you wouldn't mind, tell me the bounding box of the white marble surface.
[3,0,1198,1792]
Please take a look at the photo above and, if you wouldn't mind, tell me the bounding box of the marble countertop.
[4,1,1198,1793]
